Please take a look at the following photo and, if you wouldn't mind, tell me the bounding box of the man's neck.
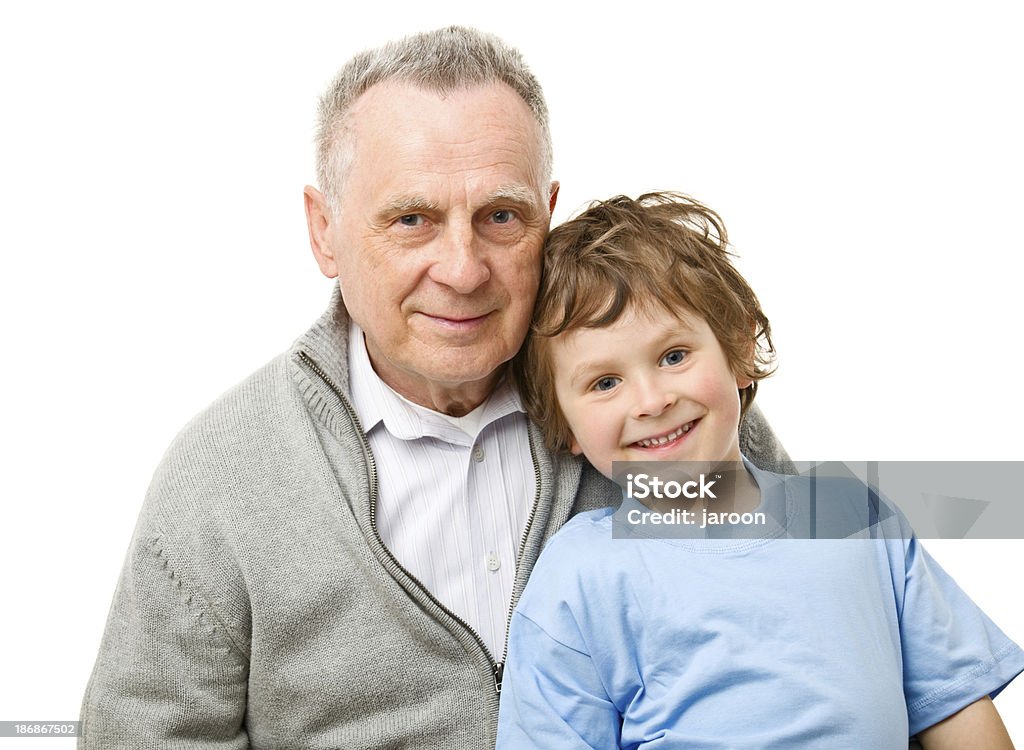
[398,376,500,417]
[366,349,504,418]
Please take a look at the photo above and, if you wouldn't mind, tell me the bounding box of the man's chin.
[390,354,513,412]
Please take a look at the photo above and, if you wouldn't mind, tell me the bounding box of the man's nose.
[428,223,490,293]
[631,376,677,419]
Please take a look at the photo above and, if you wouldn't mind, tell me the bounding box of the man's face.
[307,81,556,413]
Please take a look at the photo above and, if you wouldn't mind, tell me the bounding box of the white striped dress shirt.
[347,322,536,659]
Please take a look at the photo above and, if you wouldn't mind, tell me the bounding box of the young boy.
[496,192,1023,748]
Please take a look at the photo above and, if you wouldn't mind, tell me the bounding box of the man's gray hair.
[315,26,552,211]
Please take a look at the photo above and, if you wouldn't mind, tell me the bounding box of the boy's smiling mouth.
[630,419,699,449]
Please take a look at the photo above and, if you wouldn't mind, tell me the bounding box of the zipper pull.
[493,661,504,694]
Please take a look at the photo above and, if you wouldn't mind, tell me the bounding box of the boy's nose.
[632,379,677,419]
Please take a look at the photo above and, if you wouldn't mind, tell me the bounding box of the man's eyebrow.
[375,195,439,220]
[481,184,542,215]
[373,186,542,223]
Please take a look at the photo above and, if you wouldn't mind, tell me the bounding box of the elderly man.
[80,27,790,749]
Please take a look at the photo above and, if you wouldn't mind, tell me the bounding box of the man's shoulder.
[740,404,796,474]
[143,351,322,526]
[569,460,620,515]
[165,353,298,455]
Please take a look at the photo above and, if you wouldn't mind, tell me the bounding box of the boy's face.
[550,305,751,478]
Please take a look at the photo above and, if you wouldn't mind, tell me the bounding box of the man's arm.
[917,696,1014,749]
[80,526,250,749]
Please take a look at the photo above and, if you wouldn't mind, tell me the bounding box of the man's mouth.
[419,311,492,327]
[631,419,698,449]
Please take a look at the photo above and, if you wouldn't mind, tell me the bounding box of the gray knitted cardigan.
[80,289,791,749]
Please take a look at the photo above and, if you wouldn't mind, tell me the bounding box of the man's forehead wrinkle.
[361,132,540,182]
[354,87,543,165]
[420,137,543,181]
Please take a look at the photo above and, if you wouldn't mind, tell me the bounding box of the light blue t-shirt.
[497,464,1024,749]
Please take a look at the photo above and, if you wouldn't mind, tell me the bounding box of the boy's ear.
[734,320,758,390]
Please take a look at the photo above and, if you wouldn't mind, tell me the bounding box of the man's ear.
[548,181,560,214]
[304,186,339,279]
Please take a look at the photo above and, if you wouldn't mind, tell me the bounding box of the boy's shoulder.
[521,507,619,601]
[517,505,648,634]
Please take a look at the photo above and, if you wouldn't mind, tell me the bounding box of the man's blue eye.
[492,209,514,224]
[594,376,620,392]
[398,214,424,226]
[660,350,686,366]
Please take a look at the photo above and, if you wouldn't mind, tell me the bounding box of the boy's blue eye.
[660,349,686,367]
[593,376,621,392]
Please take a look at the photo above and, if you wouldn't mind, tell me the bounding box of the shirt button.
[472,445,485,463]
[485,553,501,572]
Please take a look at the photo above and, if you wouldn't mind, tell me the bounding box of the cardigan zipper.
[494,423,544,694]
[298,350,510,693]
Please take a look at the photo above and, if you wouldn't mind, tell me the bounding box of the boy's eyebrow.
[567,359,612,388]
[564,317,702,388]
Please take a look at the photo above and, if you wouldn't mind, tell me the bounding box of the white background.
[2,0,1021,744]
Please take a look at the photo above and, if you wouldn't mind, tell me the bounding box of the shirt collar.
[347,320,524,447]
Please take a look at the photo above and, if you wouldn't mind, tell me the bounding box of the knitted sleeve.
[79,518,251,749]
